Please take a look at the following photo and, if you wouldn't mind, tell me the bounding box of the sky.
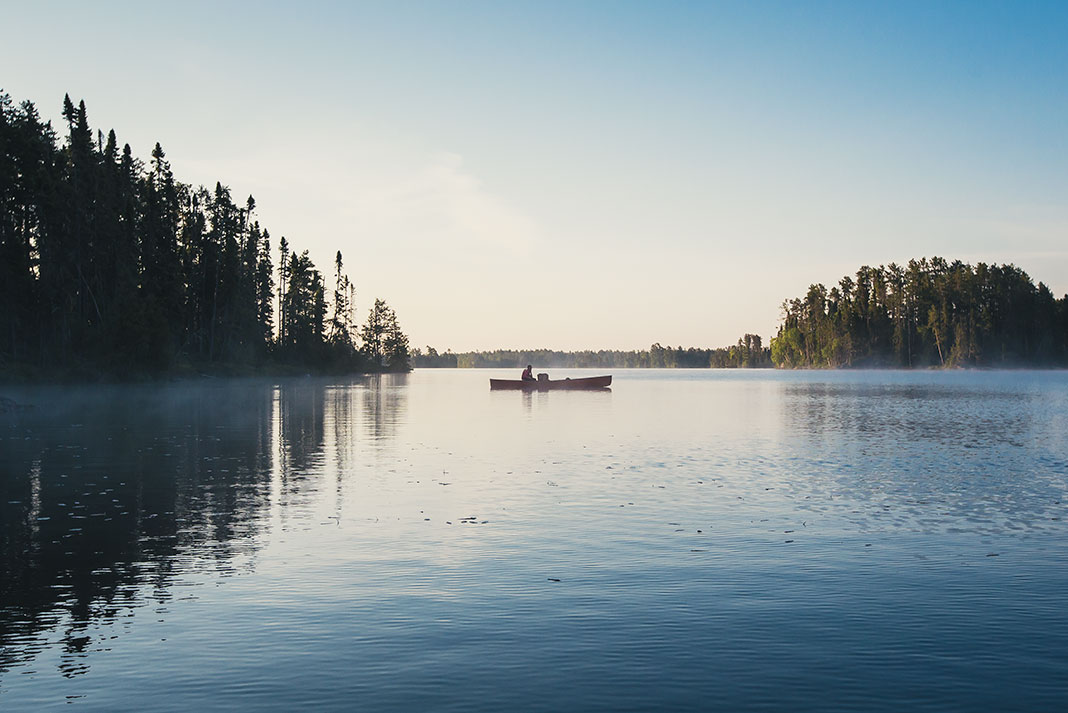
[3,1,1067,351]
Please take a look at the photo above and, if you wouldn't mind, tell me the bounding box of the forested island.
[770,258,1068,368]
[0,92,410,380]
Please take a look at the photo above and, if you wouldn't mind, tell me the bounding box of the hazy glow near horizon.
[4,1,1066,352]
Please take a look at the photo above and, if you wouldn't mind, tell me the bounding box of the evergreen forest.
[770,258,1068,368]
[0,92,410,379]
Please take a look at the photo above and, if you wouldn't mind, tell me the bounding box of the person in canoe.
[521,364,536,382]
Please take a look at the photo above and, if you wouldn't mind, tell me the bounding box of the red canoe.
[489,375,612,391]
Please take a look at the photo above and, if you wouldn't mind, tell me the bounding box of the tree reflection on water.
[0,376,405,679]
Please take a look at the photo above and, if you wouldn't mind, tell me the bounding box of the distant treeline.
[413,335,773,369]
[421,255,1068,371]
[771,258,1068,368]
[0,92,410,378]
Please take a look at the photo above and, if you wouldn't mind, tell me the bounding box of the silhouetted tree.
[0,90,412,376]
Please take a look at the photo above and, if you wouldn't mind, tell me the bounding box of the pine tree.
[328,250,354,347]
[360,298,389,367]
[256,230,274,350]
[277,236,290,347]
[383,306,411,372]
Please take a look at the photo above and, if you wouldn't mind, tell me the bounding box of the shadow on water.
[0,376,404,679]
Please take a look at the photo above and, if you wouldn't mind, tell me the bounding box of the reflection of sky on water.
[783,382,1035,447]
[2,370,1067,710]
[774,378,1068,537]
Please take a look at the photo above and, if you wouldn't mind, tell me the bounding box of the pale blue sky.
[4,1,1066,350]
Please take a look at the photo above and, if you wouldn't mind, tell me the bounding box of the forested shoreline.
[770,258,1068,368]
[0,92,410,380]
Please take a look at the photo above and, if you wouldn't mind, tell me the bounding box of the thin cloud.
[353,151,538,258]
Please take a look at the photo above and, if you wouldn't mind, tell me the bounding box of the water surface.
[2,369,1067,710]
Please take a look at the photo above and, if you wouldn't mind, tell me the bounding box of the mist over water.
[2,370,1067,711]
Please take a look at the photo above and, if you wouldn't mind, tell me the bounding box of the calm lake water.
[2,369,1068,711]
